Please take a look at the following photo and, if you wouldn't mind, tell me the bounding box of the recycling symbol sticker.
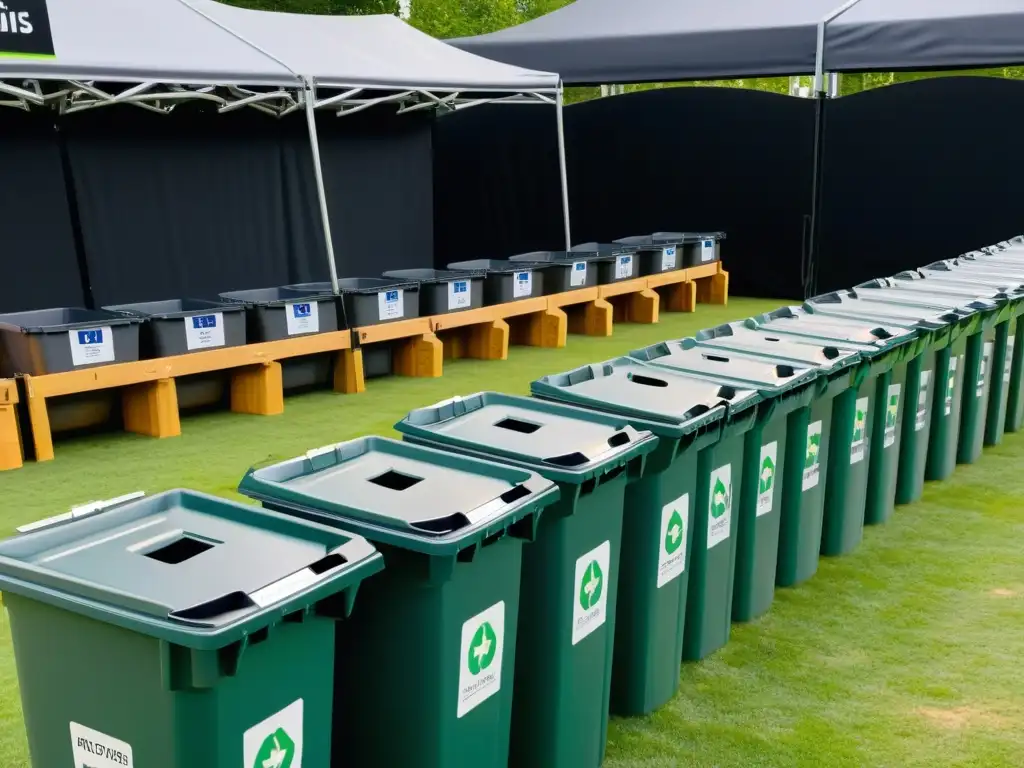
[756,442,778,517]
[850,397,868,465]
[657,493,688,588]
[883,384,900,448]
[706,464,732,549]
[572,540,611,645]
[243,700,303,768]
[802,420,822,491]
[457,601,505,718]
[945,357,959,416]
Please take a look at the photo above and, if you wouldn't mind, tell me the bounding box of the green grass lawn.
[2,297,1023,766]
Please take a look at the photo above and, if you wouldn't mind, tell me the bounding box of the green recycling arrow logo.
[759,455,775,494]
[886,394,899,428]
[467,620,497,675]
[852,408,866,442]
[664,509,684,554]
[578,559,604,610]
[711,477,730,519]
[805,431,820,468]
[947,369,956,400]
[254,729,295,768]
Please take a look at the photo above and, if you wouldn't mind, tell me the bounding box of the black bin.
[569,242,641,283]
[508,250,601,294]
[0,308,141,376]
[615,232,723,270]
[103,299,246,358]
[382,269,485,316]
[446,259,549,305]
[287,279,421,327]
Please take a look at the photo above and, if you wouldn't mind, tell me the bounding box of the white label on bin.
[184,312,225,350]
[70,722,134,768]
[701,239,715,262]
[243,699,303,768]
[457,601,505,718]
[756,442,778,517]
[661,246,677,271]
[1004,336,1015,384]
[706,463,733,549]
[657,492,688,588]
[570,260,588,287]
[883,384,901,448]
[572,540,610,645]
[615,254,633,279]
[448,280,471,311]
[513,271,533,298]
[850,397,868,465]
[945,356,960,415]
[978,342,993,398]
[378,289,404,321]
[286,302,319,336]
[802,420,823,491]
[69,327,114,366]
[916,371,931,432]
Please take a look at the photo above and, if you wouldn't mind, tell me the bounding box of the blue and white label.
[615,254,634,280]
[184,312,225,350]
[661,246,677,271]
[286,301,319,336]
[69,327,114,366]
[570,260,588,287]
[513,270,533,299]
[701,239,715,262]
[378,288,404,321]
[448,280,471,311]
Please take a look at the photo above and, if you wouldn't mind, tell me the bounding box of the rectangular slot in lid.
[495,417,541,434]
[368,470,423,491]
[142,534,217,565]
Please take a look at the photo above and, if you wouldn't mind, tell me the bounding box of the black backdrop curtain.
[0,111,84,313]
[815,76,1024,293]
[433,87,818,299]
[62,105,434,307]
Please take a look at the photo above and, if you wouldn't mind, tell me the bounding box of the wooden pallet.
[2,262,730,468]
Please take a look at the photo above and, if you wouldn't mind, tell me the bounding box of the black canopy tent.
[453,0,1024,296]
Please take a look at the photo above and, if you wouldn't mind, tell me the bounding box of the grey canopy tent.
[0,0,564,294]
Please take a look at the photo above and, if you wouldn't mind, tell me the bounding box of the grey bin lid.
[297,278,418,295]
[0,489,381,647]
[103,298,245,320]
[695,322,864,369]
[632,338,819,394]
[0,307,141,333]
[239,437,557,552]
[509,249,609,264]
[755,307,918,348]
[853,280,1007,308]
[219,286,335,305]
[398,392,657,483]
[383,268,486,283]
[805,293,969,328]
[894,272,1024,298]
[614,232,706,247]
[447,259,553,274]
[569,242,637,257]
[530,357,758,434]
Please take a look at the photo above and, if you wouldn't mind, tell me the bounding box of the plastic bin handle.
[16,491,146,534]
[169,538,376,627]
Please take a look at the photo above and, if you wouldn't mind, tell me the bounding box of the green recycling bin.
[691,321,864,587]
[530,356,760,709]
[889,270,1024,447]
[395,393,656,768]
[754,303,920,547]
[797,294,978,485]
[0,489,383,768]
[629,338,819,621]
[921,259,1024,434]
[847,282,1009,466]
[238,436,558,768]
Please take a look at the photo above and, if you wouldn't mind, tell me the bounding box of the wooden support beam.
[122,378,181,439]
[0,380,22,471]
[394,333,443,378]
[230,362,284,416]
[334,349,366,394]
[22,376,54,463]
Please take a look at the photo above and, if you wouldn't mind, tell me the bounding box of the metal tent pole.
[555,84,572,249]
[304,77,341,295]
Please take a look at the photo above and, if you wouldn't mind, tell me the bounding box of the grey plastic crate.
[103,298,246,358]
[569,242,646,284]
[286,279,421,327]
[508,250,601,294]
[447,259,548,305]
[383,269,485,316]
[615,232,721,269]
[219,287,340,392]
[0,307,141,377]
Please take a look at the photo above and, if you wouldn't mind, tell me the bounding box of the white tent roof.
[0,0,299,86]
[191,1,560,92]
[0,0,558,93]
